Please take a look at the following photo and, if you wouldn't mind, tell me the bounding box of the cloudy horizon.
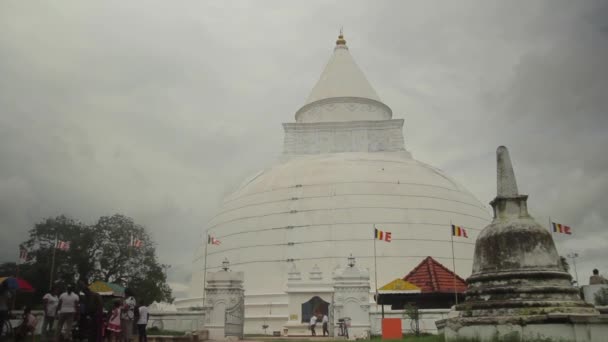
[1,0,606,297]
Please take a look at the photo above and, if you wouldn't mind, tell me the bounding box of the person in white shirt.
[136,303,149,342]
[42,286,59,339]
[322,314,329,336]
[55,285,80,342]
[309,315,317,336]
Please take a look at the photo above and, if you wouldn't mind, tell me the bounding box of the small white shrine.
[332,255,372,339]
[283,256,371,339]
[283,263,334,335]
[204,258,245,340]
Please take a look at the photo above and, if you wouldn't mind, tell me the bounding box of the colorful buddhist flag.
[208,235,221,245]
[551,222,572,235]
[56,240,70,251]
[18,247,28,264]
[130,235,143,248]
[374,227,392,242]
[451,224,468,238]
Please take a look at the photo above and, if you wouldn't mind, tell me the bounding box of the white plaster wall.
[176,294,290,335]
[583,284,608,305]
[148,312,206,333]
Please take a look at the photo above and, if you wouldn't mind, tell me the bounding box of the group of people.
[22,281,148,342]
[40,281,149,342]
[308,313,329,337]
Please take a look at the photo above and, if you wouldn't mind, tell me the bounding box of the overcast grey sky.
[1,0,606,296]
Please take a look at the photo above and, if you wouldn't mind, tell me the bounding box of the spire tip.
[336,28,346,46]
[496,146,519,197]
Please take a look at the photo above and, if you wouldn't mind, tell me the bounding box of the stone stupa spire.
[496,146,519,197]
[490,146,530,221]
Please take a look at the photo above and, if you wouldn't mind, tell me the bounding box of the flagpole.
[202,231,209,308]
[13,249,21,310]
[373,225,379,323]
[49,234,57,290]
[450,221,458,305]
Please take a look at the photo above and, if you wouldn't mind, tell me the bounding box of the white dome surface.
[197,151,490,296]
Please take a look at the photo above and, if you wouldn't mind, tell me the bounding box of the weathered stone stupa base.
[440,314,608,342]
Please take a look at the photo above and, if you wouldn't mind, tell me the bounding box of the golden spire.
[336,28,346,46]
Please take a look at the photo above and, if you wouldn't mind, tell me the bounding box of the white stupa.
[177,33,491,333]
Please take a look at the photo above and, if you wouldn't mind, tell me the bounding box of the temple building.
[377,256,467,310]
[176,33,491,334]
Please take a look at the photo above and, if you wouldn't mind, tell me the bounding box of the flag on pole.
[18,247,28,264]
[551,222,572,235]
[208,235,221,245]
[56,240,70,251]
[374,227,392,242]
[451,224,468,238]
[130,235,143,248]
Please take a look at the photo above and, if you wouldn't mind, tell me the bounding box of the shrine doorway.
[301,296,330,323]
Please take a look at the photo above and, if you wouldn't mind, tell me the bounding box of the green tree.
[403,303,421,336]
[21,214,172,303]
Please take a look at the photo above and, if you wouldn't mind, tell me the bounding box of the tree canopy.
[4,214,172,306]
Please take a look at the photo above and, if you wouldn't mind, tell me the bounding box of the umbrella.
[88,280,112,295]
[107,282,125,297]
[89,280,125,297]
[0,277,35,292]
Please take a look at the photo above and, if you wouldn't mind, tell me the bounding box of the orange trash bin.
[381,318,402,340]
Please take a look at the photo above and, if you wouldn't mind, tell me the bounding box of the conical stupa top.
[304,32,382,105]
[496,146,519,197]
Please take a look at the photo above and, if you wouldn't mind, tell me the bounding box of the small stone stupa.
[442,146,605,341]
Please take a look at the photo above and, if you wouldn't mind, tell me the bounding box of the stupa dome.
[181,33,491,332]
[200,151,489,294]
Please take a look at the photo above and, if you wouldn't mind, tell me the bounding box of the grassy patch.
[403,334,444,342]
[146,326,186,336]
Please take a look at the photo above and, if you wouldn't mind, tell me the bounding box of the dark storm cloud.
[1,0,606,292]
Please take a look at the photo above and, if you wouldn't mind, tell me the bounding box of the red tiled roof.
[403,256,467,293]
